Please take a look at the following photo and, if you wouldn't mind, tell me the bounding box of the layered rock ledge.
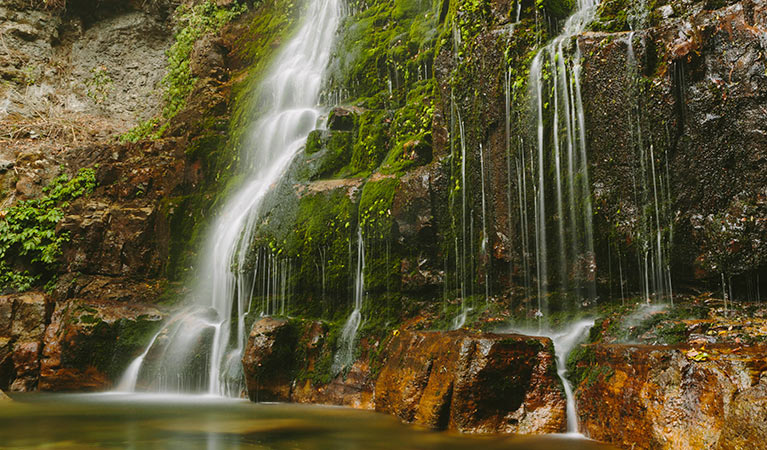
[572,343,767,449]
[242,317,566,434]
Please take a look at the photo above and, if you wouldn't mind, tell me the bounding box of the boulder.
[38,298,164,391]
[573,343,767,449]
[375,330,567,434]
[241,317,298,402]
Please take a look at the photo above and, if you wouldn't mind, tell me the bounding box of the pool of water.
[0,393,616,449]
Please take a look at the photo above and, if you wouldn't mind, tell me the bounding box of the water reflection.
[0,393,616,449]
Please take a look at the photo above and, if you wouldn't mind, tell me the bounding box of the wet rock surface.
[242,318,566,435]
[39,297,164,392]
[573,343,767,449]
[375,330,566,434]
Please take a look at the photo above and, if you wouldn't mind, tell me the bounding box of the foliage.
[84,66,113,104]
[0,168,96,292]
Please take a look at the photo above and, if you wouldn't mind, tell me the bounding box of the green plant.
[0,168,97,292]
[84,66,113,104]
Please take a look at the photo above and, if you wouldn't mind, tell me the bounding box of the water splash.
[504,319,595,434]
[121,0,343,396]
[332,226,366,374]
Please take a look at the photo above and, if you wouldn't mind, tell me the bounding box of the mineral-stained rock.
[573,343,767,449]
[38,298,164,391]
[242,317,376,408]
[375,331,567,434]
[717,374,767,450]
[242,317,298,402]
[0,292,52,391]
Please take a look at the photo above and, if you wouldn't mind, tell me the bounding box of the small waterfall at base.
[505,319,595,435]
[549,319,595,434]
[332,227,366,374]
[119,0,343,396]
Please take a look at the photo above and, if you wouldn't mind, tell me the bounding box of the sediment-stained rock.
[39,298,164,391]
[375,330,566,434]
[0,292,52,391]
[573,343,767,449]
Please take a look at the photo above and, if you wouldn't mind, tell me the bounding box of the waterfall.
[119,0,343,396]
[504,319,594,434]
[332,226,366,374]
[624,32,674,305]
[524,0,599,321]
[549,319,595,433]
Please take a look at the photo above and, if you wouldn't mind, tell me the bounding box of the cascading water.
[524,0,599,321]
[504,319,595,434]
[332,226,366,374]
[623,31,674,306]
[118,0,343,396]
[549,319,595,434]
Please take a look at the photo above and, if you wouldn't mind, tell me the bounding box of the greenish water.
[0,394,615,449]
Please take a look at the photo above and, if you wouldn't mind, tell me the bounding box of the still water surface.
[0,393,616,449]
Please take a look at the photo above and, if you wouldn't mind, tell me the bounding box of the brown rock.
[39,298,164,391]
[242,317,297,402]
[717,374,767,450]
[375,330,566,434]
[10,341,41,391]
[574,344,767,449]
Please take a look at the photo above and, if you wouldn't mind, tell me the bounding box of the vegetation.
[0,168,96,292]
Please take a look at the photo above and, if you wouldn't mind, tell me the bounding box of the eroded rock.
[573,343,767,449]
[39,298,164,391]
[375,330,567,434]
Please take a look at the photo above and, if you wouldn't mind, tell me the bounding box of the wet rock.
[717,374,767,450]
[242,317,298,402]
[10,341,41,391]
[0,293,52,391]
[375,331,566,434]
[39,298,164,391]
[242,317,375,408]
[327,107,358,131]
[573,343,767,449]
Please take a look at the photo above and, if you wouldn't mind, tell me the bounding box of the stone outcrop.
[0,292,52,391]
[375,331,566,434]
[39,297,164,391]
[572,343,767,449]
[242,318,566,434]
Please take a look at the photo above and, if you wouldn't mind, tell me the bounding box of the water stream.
[119,0,343,396]
[332,226,366,374]
[504,319,595,434]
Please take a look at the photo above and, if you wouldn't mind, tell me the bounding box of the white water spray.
[120,0,343,396]
[332,226,366,374]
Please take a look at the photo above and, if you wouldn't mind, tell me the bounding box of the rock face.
[39,298,164,392]
[241,317,298,402]
[375,331,566,434]
[573,343,767,449]
[0,292,51,392]
[242,318,566,434]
